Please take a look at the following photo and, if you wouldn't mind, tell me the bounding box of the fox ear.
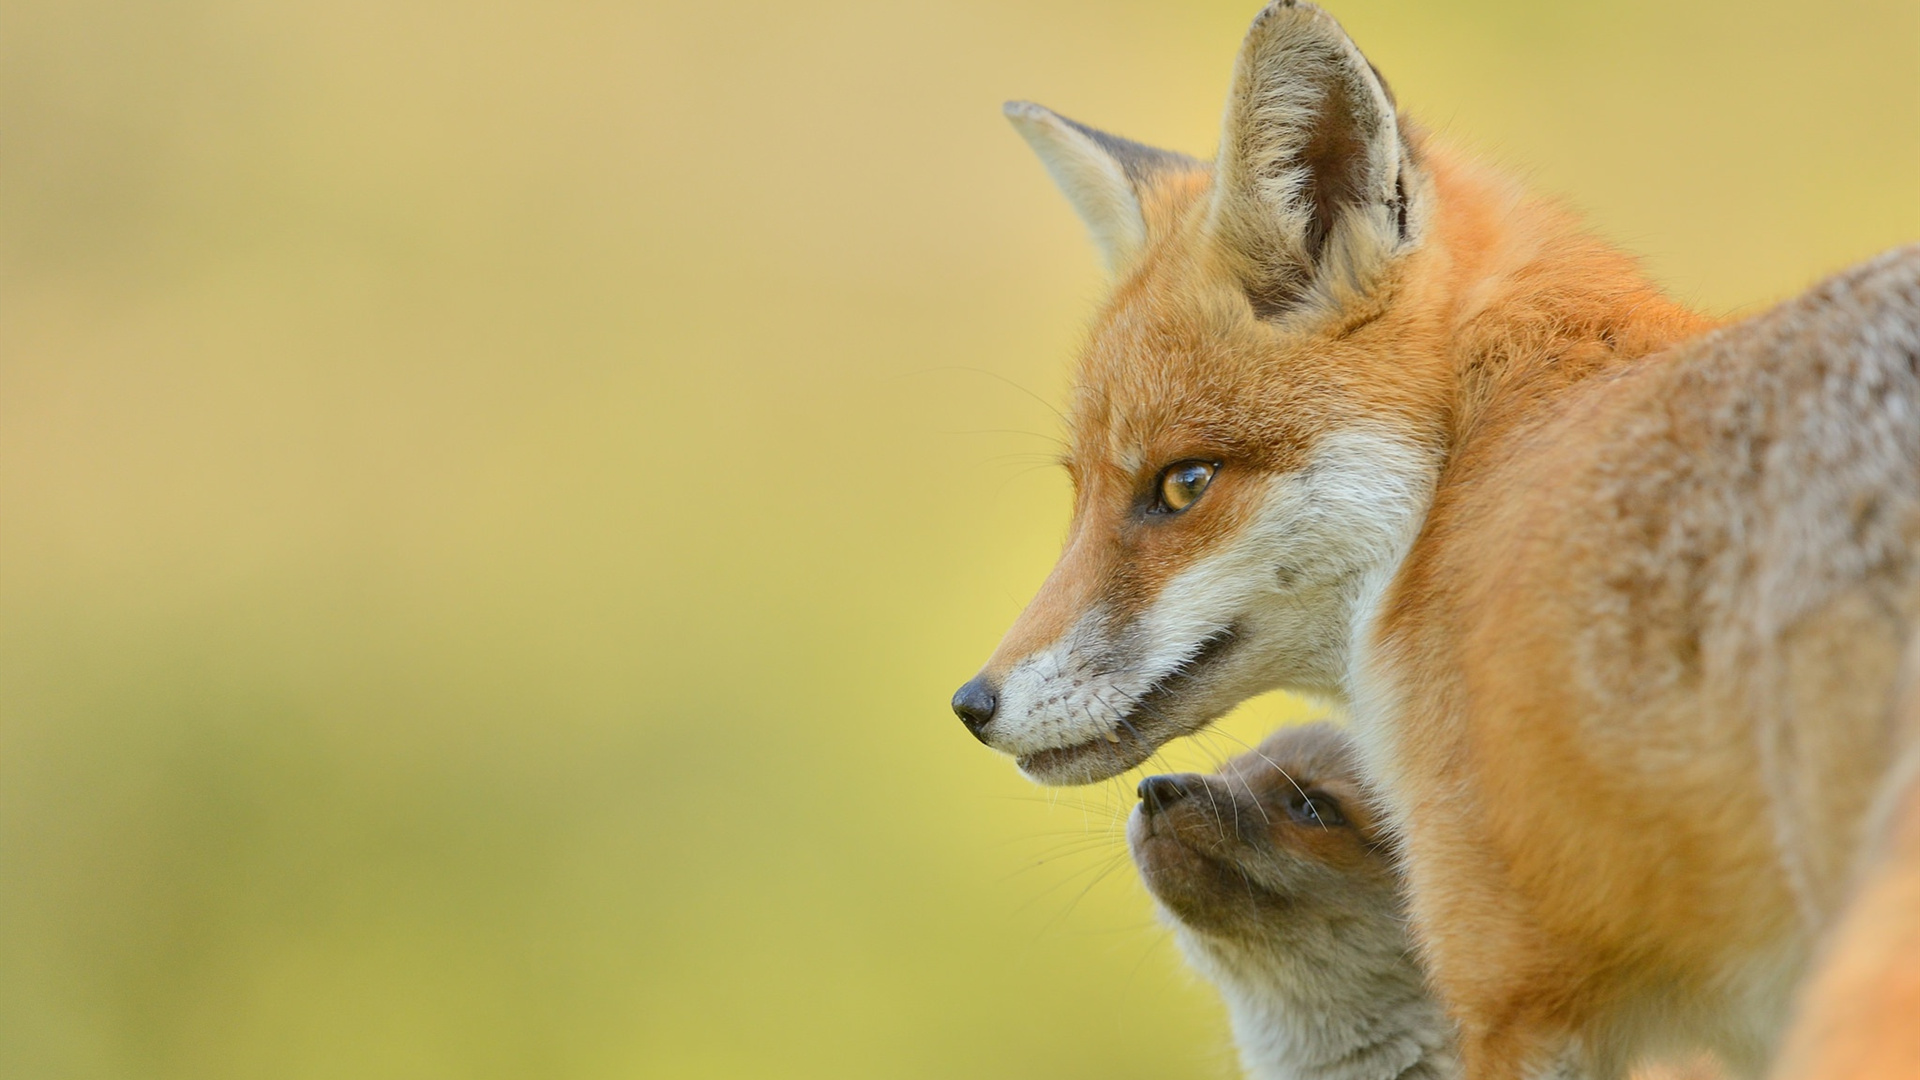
[1212,1,1417,318]
[1004,101,1202,275]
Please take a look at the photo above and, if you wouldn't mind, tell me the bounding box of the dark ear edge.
[1041,110,1204,193]
[1004,101,1205,274]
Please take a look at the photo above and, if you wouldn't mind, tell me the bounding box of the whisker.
[936,427,1069,448]
[1041,853,1131,933]
[1204,727,1329,830]
[919,364,1070,428]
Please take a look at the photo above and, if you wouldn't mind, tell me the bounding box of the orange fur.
[966,3,1920,1076]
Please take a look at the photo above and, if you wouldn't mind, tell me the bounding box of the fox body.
[958,2,1920,1076]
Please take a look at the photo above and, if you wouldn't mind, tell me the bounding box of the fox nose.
[951,675,999,743]
[1137,774,1197,816]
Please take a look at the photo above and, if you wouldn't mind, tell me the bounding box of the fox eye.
[1156,461,1217,513]
[1285,791,1346,827]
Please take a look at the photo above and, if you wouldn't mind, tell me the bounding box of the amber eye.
[1156,461,1217,513]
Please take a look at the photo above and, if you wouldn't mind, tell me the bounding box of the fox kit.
[955,2,1920,1076]
[1131,725,1722,1080]
[1129,723,1458,1080]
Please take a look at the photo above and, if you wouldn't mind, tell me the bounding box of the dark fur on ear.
[1210,1,1419,319]
[1046,111,1198,193]
[1005,101,1206,274]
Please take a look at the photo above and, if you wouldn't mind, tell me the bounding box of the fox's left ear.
[1211,1,1421,318]
[1004,101,1205,276]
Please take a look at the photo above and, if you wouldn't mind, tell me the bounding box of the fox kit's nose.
[951,675,999,742]
[1138,774,1197,816]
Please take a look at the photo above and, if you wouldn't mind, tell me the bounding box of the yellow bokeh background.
[1,1,1914,1076]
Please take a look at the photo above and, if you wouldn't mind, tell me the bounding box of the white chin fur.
[984,427,1434,774]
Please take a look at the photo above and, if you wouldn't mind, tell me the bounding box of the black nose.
[1137,774,1196,816]
[951,675,999,742]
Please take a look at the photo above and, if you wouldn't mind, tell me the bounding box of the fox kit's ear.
[1212,1,1418,318]
[1004,101,1203,275]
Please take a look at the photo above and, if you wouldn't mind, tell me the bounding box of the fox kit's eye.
[1285,791,1346,827]
[1156,461,1217,513]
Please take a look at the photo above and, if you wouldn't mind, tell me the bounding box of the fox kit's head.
[1129,725,1460,1080]
[955,2,1451,784]
[1129,723,1400,940]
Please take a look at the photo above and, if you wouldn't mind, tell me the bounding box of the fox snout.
[952,615,1253,786]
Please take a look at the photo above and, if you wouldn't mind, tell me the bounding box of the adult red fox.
[953,3,1920,1077]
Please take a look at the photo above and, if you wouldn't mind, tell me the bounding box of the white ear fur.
[1004,101,1196,275]
[1212,1,1415,316]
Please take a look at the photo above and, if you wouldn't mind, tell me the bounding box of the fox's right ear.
[1004,101,1202,275]
[1211,1,1420,318]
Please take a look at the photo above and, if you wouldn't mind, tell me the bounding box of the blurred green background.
[0,1,1914,1077]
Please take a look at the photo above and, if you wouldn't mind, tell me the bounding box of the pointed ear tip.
[1003,100,1050,121]
[1252,0,1323,19]
[1247,0,1338,37]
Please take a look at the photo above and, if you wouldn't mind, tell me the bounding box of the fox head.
[955,2,1454,784]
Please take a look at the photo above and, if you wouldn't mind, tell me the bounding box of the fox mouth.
[1126,624,1239,728]
[1016,736,1146,784]
[1132,824,1251,892]
[1017,625,1242,785]
[1128,803,1288,930]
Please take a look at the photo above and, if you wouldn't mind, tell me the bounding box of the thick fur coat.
[959,3,1920,1076]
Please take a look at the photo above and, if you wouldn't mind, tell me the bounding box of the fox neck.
[1418,143,1719,460]
[1325,144,1716,709]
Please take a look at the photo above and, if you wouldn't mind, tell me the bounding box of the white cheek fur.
[987,426,1436,758]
